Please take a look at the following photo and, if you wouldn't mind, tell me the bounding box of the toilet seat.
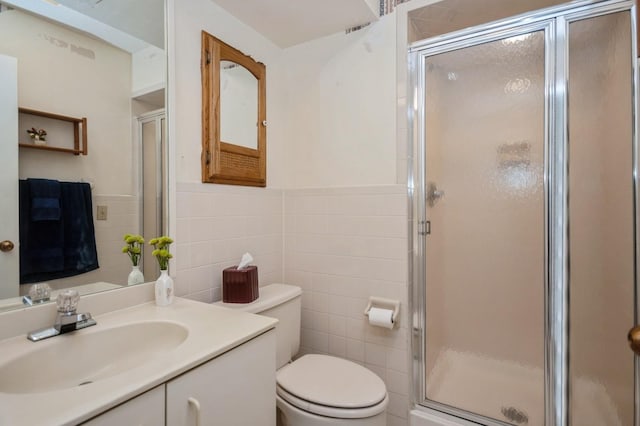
[276,354,388,419]
[277,385,389,419]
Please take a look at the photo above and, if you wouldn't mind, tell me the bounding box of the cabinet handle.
[188,397,201,426]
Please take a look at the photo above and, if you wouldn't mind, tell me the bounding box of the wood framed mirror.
[201,31,266,187]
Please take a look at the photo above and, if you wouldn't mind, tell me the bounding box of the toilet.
[216,283,388,426]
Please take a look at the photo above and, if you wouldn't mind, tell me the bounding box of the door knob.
[0,240,14,252]
[628,325,640,355]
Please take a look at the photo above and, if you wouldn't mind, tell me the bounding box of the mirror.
[220,60,259,150]
[201,31,266,187]
[0,0,167,311]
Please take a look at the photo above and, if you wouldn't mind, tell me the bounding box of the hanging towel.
[20,180,65,277]
[28,178,61,221]
[60,182,99,276]
[19,180,99,284]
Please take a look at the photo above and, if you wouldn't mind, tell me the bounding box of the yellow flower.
[122,233,145,267]
[149,235,174,270]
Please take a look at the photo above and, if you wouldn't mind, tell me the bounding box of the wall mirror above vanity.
[201,31,266,187]
[0,0,168,310]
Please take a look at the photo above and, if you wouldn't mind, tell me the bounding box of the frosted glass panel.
[408,0,568,43]
[424,31,545,424]
[568,12,634,426]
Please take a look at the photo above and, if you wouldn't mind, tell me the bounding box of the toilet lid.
[276,354,387,409]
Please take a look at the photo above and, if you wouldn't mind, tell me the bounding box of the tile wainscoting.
[176,183,409,425]
[175,182,284,302]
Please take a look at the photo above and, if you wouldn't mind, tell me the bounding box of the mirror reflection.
[220,60,258,150]
[0,0,166,311]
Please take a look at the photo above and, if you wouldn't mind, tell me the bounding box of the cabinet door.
[166,330,276,426]
[81,385,165,426]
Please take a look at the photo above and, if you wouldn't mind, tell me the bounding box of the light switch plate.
[96,205,108,221]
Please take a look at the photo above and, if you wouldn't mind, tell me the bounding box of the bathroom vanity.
[0,299,277,425]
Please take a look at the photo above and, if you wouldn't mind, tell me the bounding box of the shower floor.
[426,349,621,425]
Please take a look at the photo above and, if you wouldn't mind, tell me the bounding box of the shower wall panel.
[568,11,634,426]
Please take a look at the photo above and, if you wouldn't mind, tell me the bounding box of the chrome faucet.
[27,290,97,342]
[22,283,52,306]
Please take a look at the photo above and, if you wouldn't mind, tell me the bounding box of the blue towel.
[28,179,61,221]
[32,197,61,221]
[60,182,99,275]
[19,180,99,284]
[20,180,64,277]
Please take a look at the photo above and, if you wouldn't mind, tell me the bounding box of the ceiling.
[8,0,376,51]
[55,0,164,49]
[2,0,163,52]
[213,0,380,48]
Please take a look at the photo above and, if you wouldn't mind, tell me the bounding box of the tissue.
[237,252,254,270]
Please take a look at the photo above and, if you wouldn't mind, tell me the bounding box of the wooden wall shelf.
[18,107,87,155]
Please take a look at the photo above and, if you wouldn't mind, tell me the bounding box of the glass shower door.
[423,29,547,425]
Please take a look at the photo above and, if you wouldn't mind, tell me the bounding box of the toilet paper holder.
[363,296,400,325]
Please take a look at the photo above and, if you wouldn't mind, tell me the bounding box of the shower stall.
[409,0,638,425]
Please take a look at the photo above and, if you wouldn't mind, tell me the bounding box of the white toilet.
[216,283,388,426]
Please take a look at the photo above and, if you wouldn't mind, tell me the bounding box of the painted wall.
[0,9,133,195]
[172,2,410,425]
[279,14,398,188]
[172,0,285,187]
[172,0,398,189]
[132,45,166,96]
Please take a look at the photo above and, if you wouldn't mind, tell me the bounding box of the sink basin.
[0,321,188,394]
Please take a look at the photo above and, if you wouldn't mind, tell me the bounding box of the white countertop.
[0,298,277,426]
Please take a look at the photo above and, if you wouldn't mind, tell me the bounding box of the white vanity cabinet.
[82,330,275,426]
[81,385,165,426]
[0,299,278,425]
[166,330,276,426]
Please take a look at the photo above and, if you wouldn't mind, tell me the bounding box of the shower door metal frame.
[408,1,639,425]
[136,109,168,277]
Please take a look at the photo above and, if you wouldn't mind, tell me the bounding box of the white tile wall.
[283,185,410,425]
[176,183,410,423]
[175,183,284,303]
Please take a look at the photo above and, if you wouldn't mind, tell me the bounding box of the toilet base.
[276,395,387,426]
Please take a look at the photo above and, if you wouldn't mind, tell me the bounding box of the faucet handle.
[56,290,80,314]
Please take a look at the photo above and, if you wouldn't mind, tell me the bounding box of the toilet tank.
[215,283,301,369]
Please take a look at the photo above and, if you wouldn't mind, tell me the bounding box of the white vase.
[155,269,174,306]
[127,265,145,286]
[33,136,46,146]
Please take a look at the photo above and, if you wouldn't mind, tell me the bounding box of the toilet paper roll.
[368,307,394,329]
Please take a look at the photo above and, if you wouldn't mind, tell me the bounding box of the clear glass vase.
[127,265,145,286]
[155,269,174,306]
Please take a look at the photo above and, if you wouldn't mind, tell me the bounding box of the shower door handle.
[427,182,445,207]
[627,326,640,355]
